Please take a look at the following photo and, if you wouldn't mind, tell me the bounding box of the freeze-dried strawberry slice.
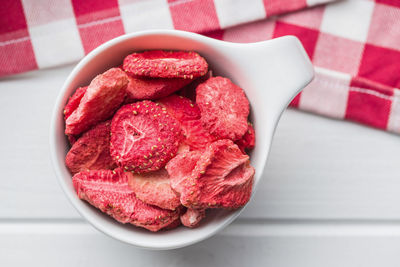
[72,169,180,231]
[64,86,88,120]
[180,208,205,228]
[65,68,128,135]
[196,76,249,141]
[177,143,190,154]
[158,95,200,123]
[65,121,116,174]
[179,70,213,101]
[123,50,208,79]
[166,139,255,209]
[163,217,182,230]
[67,134,78,145]
[130,190,181,232]
[128,169,180,210]
[158,95,214,150]
[110,101,181,173]
[181,120,215,151]
[236,122,255,153]
[125,75,192,101]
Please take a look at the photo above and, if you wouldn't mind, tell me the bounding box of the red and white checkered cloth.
[1,0,399,134]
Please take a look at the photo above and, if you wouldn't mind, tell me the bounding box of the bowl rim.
[49,30,255,250]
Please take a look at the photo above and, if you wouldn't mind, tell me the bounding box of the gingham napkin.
[1,0,399,134]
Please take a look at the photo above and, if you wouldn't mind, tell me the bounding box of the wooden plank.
[0,66,399,220]
[1,220,400,267]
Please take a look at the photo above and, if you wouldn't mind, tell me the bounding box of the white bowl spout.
[212,35,314,126]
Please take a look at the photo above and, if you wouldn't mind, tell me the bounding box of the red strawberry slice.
[128,169,180,210]
[166,139,255,209]
[65,68,128,135]
[64,86,88,120]
[179,70,213,101]
[64,86,88,144]
[72,169,180,231]
[130,189,181,232]
[236,122,255,153]
[65,120,116,174]
[180,208,205,228]
[181,119,216,151]
[158,94,200,123]
[110,101,181,173]
[67,134,78,145]
[166,150,202,205]
[158,95,215,151]
[196,76,249,141]
[177,143,190,154]
[125,75,192,101]
[163,217,182,230]
[123,50,208,79]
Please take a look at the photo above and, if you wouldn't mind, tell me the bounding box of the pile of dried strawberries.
[64,50,255,232]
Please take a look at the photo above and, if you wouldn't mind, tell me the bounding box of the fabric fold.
[1,0,399,135]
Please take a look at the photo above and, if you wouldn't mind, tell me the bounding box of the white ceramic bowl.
[50,30,313,250]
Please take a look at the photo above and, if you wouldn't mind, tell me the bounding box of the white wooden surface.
[1,66,400,266]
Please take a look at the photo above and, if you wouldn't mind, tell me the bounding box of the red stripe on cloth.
[375,0,400,8]
[71,0,121,24]
[289,92,302,108]
[263,0,307,17]
[168,0,220,33]
[0,0,31,45]
[77,21,125,54]
[273,21,319,59]
[0,39,38,76]
[0,0,38,76]
[367,3,400,52]
[0,0,28,35]
[358,44,400,88]
[278,5,325,30]
[313,32,365,76]
[71,0,124,54]
[223,20,275,43]
[350,76,394,96]
[202,29,224,40]
[345,88,392,130]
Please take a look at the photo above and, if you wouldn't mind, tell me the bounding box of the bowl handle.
[218,36,314,124]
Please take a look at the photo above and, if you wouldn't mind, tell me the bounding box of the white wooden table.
[1,65,400,266]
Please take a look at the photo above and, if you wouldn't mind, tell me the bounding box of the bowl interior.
[51,31,271,249]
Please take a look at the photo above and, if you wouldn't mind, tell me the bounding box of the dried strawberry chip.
[125,75,192,101]
[64,86,88,120]
[166,150,202,208]
[130,189,181,232]
[110,101,181,173]
[158,95,200,123]
[236,122,255,153]
[179,70,213,101]
[72,169,180,231]
[158,95,214,151]
[163,217,182,230]
[166,139,255,209]
[67,134,78,145]
[180,208,205,228]
[65,68,128,135]
[128,169,180,210]
[196,76,249,141]
[177,143,190,154]
[65,120,116,174]
[73,169,133,224]
[123,50,208,79]
[181,119,216,151]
